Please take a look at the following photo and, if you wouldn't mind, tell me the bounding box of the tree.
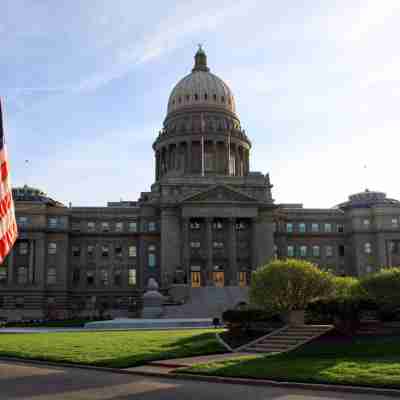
[332,276,365,299]
[249,259,334,313]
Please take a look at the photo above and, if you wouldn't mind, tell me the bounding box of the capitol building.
[2,48,400,320]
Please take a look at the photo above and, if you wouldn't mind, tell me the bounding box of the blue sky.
[2,0,400,207]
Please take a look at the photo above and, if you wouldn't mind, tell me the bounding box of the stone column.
[205,218,213,286]
[228,218,238,285]
[224,138,230,175]
[246,148,250,175]
[252,210,274,270]
[28,239,35,283]
[235,144,240,176]
[182,218,190,284]
[213,140,217,173]
[155,151,160,181]
[186,140,192,174]
[7,248,14,285]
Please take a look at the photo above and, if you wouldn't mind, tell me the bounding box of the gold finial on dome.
[192,44,209,72]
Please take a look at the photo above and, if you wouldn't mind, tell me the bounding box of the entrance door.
[239,271,247,287]
[191,271,201,288]
[213,271,225,288]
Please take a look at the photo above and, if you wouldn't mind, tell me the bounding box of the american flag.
[0,98,18,264]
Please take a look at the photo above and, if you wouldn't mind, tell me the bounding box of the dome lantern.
[192,44,209,72]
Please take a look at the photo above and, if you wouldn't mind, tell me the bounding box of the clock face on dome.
[167,48,236,116]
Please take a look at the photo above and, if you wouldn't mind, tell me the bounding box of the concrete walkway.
[0,359,396,400]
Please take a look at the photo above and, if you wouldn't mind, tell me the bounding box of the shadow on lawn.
[94,332,226,368]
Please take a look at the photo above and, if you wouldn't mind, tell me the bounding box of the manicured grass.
[183,335,400,389]
[0,329,225,368]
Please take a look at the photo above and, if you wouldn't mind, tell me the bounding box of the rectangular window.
[286,223,293,233]
[338,245,345,257]
[190,241,201,248]
[115,222,123,232]
[72,269,80,284]
[15,297,24,309]
[101,245,109,257]
[47,267,57,284]
[48,217,58,228]
[324,223,332,233]
[87,245,95,257]
[148,222,156,232]
[101,222,110,232]
[299,223,306,233]
[287,245,295,257]
[392,218,399,228]
[87,221,96,232]
[17,216,28,227]
[115,245,123,257]
[72,245,81,257]
[236,221,246,230]
[299,245,307,257]
[128,269,136,286]
[312,245,320,257]
[17,267,28,284]
[205,152,213,171]
[337,224,344,233]
[100,270,109,286]
[363,219,370,228]
[128,221,137,232]
[0,267,7,284]
[19,242,28,255]
[114,270,122,286]
[48,242,57,255]
[86,271,95,286]
[128,245,137,257]
[311,223,319,233]
[148,253,156,267]
[326,245,333,257]
[71,222,81,231]
[213,241,224,249]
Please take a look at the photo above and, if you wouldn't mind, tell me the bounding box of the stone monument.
[142,278,166,318]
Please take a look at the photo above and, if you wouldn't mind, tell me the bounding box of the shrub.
[361,267,400,305]
[250,259,334,313]
[307,297,378,334]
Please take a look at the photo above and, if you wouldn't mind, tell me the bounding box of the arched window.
[213,94,217,101]
[194,93,199,101]
[186,94,190,101]
[221,96,225,103]
[204,93,208,100]
[178,97,182,103]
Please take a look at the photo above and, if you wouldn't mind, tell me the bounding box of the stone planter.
[284,310,305,326]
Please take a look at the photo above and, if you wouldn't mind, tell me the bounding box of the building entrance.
[191,271,201,287]
[213,271,224,287]
[239,271,247,287]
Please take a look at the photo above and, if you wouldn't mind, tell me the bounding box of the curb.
[1,356,400,397]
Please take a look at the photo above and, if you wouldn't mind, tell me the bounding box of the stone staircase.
[242,324,333,354]
[162,287,249,319]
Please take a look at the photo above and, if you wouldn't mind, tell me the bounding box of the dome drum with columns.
[153,47,251,180]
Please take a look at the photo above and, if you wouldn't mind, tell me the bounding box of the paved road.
[0,360,394,400]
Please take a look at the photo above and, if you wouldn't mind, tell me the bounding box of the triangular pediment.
[181,185,258,204]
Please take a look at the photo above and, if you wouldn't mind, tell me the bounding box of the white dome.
[167,47,236,116]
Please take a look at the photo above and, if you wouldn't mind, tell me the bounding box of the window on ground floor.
[46,267,57,285]
[287,245,295,257]
[128,269,136,286]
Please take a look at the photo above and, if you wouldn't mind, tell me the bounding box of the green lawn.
[183,335,400,389]
[0,329,225,368]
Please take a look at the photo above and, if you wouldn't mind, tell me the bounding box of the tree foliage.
[361,267,400,305]
[332,276,365,299]
[249,259,334,313]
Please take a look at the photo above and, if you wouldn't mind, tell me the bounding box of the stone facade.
[1,48,400,320]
